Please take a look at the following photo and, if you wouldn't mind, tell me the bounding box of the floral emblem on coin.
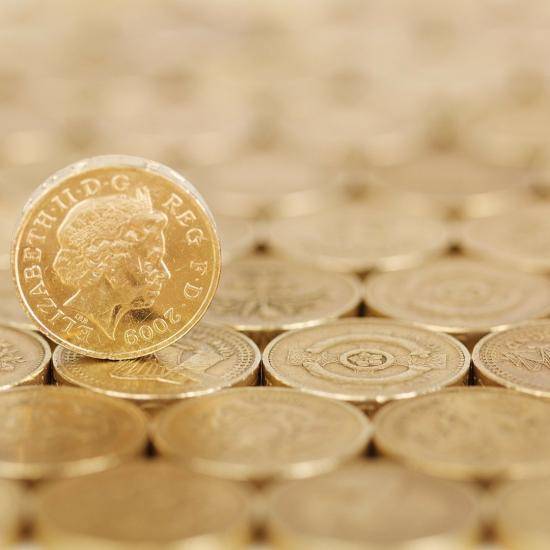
[0,341,24,372]
[53,188,170,340]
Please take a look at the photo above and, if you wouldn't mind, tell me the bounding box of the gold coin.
[494,477,550,549]
[217,214,257,264]
[267,461,481,549]
[268,204,450,274]
[372,150,532,218]
[11,155,221,360]
[374,387,550,481]
[36,461,252,549]
[472,320,550,397]
[206,257,362,348]
[0,323,50,389]
[460,205,550,274]
[0,479,23,545]
[53,321,260,405]
[153,387,371,482]
[365,258,550,348]
[263,319,469,412]
[0,268,35,330]
[0,386,148,480]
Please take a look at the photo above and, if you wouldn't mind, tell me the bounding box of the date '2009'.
[124,307,181,346]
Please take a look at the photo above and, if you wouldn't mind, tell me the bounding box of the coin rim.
[152,386,372,481]
[373,386,550,481]
[10,154,221,360]
[0,385,149,480]
[262,318,471,405]
[52,322,261,402]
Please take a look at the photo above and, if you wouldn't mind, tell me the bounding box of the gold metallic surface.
[494,477,550,550]
[267,461,482,550]
[53,321,260,405]
[0,323,50,390]
[268,204,451,274]
[374,387,550,482]
[153,387,372,482]
[0,385,148,480]
[263,318,469,412]
[206,257,362,348]
[0,267,35,331]
[365,258,550,347]
[11,155,221,360]
[0,479,23,546]
[472,320,550,398]
[36,461,252,549]
[460,204,550,274]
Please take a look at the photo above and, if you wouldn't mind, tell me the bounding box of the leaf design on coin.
[0,340,25,372]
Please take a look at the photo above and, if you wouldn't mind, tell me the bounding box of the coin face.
[11,155,221,359]
[268,205,450,273]
[0,386,148,480]
[460,205,550,274]
[217,215,256,264]
[494,478,550,549]
[0,268,34,330]
[365,258,550,339]
[267,461,481,549]
[206,257,362,346]
[53,322,260,403]
[37,461,252,548]
[0,324,50,390]
[374,387,550,481]
[473,321,550,397]
[0,479,22,546]
[263,319,469,409]
[153,387,372,481]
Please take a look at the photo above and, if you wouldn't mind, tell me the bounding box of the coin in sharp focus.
[53,322,260,406]
[268,204,450,274]
[494,477,550,550]
[460,205,550,274]
[217,214,257,264]
[0,323,50,390]
[0,386,148,480]
[263,319,469,412]
[267,461,482,550]
[365,258,550,349]
[472,320,550,397]
[0,479,23,546]
[11,154,221,360]
[153,387,371,482]
[374,387,550,482]
[206,257,362,348]
[0,268,35,331]
[371,149,532,219]
[36,461,252,549]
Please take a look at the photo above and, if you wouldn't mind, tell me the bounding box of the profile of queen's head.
[53,187,171,340]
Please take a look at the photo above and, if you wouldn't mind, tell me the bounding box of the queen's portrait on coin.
[52,188,171,340]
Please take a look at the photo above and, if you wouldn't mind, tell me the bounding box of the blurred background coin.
[268,204,451,274]
[263,318,469,413]
[217,215,257,264]
[0,386,148,481]
[494,477,550,550]
[267,461,482,550]
[206,257,362,348]
[153,387,371,482]
[374,387,550,482]
[53,322,260,409]
[0,268,36,331]
[460,204,550,274]
[0,479,23,547]
[0,324,50,390]
[365,258,550,349]
[11,155,221,360]
[473,320,550,396]
[36,461,253,549]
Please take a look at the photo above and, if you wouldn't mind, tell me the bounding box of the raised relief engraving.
[288,335,447,384]
[504,338,550,372]
[0,340,25,372]
[52,187,171,340]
